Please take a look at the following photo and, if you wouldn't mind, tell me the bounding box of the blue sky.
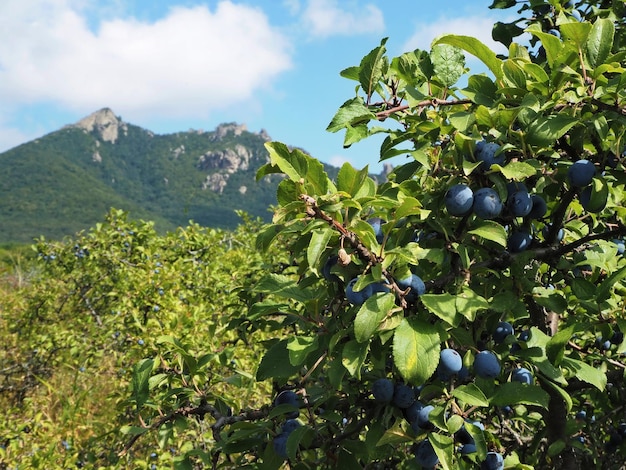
[0,0,515,172]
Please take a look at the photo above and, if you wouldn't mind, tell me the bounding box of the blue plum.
[396,273,426,301]
[393,383,416,409]
[508,190,533,217]
[414,439,439,467]
[473,188,503,219]
[439,348,463,375]
[475,141,504,170]
[445,184,474,217]
[474,351,501,379]
[527,194,547,219]
[511,367,533,385]
[567,159,596,187]
[371,378,394,403]
[508,230,533,253]
[493,321,514,344]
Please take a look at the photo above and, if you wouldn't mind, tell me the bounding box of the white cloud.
[0,0,293,121]
[328,154,353,168]
[302,0,384,38]
[401,15,509,58]
[283,0,301,16]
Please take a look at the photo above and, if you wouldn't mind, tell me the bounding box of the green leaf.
[343,123,370,147]
[527,28,565,68]
[253,273,316,303]
[376,420,413,446]
[560,22,592,49]
[307,228,333,276]
[256,340,301,381]
[431,44,465,87]
[455,287,489,322]
[462,74,498,106]
[430,433,455,470]
[596,264,626,302]
[526,115,578,147]
[264,141,308,182]
[542,379,573,412]
[420,293,462,327]
[394,197,422,220]
[393,317,441,385]
[342,340,369,378]
[546,323,586,365]
[337,162,370,198]
[327,97,375,133]
[359,38,388,100]
[561,357,607,391]
[467,220,508,248]
[354,293,396,343]
[449,112,476,132]
[502,59,526,89]
[432,35,503,80]
[287,336,319,366]
[452,383,490,407]
[498,161,537,180]
[582,177,609,213]
[586,19,615,67]
[491,382,550,408]
[131,358,154,410]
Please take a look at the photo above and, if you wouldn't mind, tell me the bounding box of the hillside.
[0,109,288,243]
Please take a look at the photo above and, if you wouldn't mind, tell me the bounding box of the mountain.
[0,108,292,244]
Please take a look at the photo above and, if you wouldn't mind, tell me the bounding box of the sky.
[0,0,516,172]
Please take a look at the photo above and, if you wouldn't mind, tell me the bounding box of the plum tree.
[111,2,626,469]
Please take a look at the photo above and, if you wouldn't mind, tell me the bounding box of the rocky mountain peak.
[71,108,127,143]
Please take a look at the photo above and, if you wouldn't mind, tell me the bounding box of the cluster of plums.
[272,390,302,459]
[369,334,531,467]
[445,141,600,253]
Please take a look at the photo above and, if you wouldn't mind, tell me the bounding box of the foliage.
[3,1,626,469]
[0,122,281,243]
[117,1,626,469]
[0,209,286,468]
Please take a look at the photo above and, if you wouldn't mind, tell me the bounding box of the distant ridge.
[0,109,286,244]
